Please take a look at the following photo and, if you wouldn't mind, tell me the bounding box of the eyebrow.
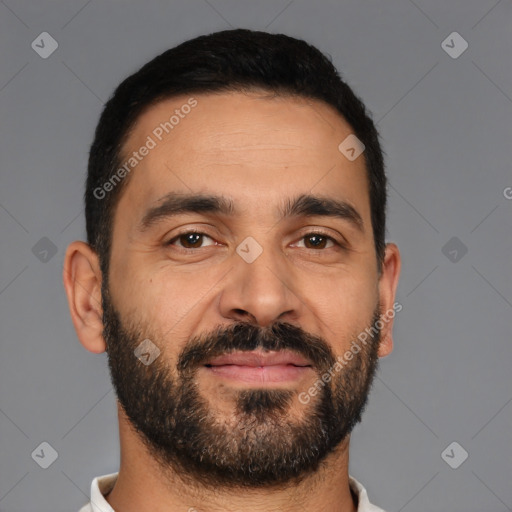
[138,192,364,233]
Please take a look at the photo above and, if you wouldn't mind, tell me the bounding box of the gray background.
[0,1,511,511]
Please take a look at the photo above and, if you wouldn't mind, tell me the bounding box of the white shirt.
[78,472,387,512]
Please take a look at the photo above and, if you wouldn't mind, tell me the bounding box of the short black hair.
[86,28,387,277]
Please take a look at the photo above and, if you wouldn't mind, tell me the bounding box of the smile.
[204,350,313,384]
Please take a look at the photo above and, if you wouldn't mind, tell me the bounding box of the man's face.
[102,91,386,488]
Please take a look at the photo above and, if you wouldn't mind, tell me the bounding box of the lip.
[203,350,313,384]
[205,364,312,383]
[205,350,312,368]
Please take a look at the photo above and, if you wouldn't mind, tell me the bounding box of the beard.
[101,282,381,490]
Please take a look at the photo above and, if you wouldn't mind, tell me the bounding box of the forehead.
[116,90,370,224]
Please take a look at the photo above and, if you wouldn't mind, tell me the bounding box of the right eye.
[166,231,217,249]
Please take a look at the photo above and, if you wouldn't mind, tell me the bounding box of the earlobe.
[377,242,401,358]
[62,241,107,354]
[377,330,393,358]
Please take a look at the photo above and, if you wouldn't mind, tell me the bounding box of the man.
[63,28,400,512]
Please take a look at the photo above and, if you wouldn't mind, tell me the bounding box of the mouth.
[203,350,313,384]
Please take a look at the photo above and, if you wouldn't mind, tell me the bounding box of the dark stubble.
[101,282,381,491]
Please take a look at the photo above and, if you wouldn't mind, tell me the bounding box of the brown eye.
[300,234,335,250]
[168,232,215,249]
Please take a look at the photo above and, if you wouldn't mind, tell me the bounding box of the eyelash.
[166,230,344,251]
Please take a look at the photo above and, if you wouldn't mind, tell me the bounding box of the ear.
[376,243,401,357]
[62,241,106,354]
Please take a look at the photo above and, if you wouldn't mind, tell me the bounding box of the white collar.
[84,472,386,512]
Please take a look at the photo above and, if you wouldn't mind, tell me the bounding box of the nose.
[218,242,303,328]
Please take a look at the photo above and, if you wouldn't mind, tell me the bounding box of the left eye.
[167,232,216,249]
[294,233,336,250]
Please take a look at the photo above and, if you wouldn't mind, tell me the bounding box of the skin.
[63,90,400,512]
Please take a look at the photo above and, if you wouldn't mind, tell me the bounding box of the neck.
[106,405,357,512]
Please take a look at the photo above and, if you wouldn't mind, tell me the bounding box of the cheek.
[312,273,378,349]
[121,263,221,344]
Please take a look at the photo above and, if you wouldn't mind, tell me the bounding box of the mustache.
[177,321,337,375]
